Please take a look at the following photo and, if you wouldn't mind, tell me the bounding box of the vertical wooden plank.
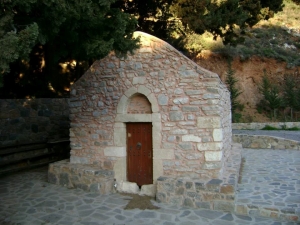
[127,123,153,186]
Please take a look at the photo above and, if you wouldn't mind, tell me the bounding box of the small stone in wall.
[179,142,193,150]
[169,112,184,121]
[174,88,184,95]
[173,97,189,105]
[158,94,168,105]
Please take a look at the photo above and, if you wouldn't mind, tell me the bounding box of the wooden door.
[127,123,153,186]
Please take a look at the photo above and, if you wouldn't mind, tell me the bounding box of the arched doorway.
[113,85,162,185]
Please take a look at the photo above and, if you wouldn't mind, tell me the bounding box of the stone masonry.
[156,143,242,211]
[0,98,69,147]
[48,159,114,194]
[49,32,233,207]
[232,122,300,130]
[233,134,300,150]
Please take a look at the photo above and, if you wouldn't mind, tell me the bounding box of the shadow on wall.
[0,98,70,173]
[0,98,70,147]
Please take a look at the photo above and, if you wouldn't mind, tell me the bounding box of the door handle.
[136,142,142,149]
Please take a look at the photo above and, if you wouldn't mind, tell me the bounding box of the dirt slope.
[195,52,300,122]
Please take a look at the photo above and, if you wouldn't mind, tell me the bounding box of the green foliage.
[257,70,300,122]
[115,0,284,47]
[261,125,300,130]
[0,13,39,85]
[0,0,139,97]
[232,112,242,123]
[283,75,298,120]
[291,0,300,4]
[170,0,283,45]
[258,71,283,119]
[261,125,279,130]
[214,0,300,66]
[177,32,224,54]
[0,0,288,95]
[113,0,174,39]
[285,126,300,130]
[225,60,243,122]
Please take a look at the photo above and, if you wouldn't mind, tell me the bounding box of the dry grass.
[268,0,300,29]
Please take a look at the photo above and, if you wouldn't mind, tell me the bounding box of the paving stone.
[271,222,282,225]
[77,204,93,210]
[35,200,57,207]
[83,198,95,204]
[211,220,236,225]
[26,208,36,214]
[78,209,95,217]
[90,212,110,221]
[1,155,300,225]
[220,213,234,221]
[194,209,223,219]
[235,214,252,221]
[134,211,157,219]
[40,213,63,223]
[97,205,111,211]
[83,222,104,225]
[115,214,127,220]
[186,215,200,221]
[179,210,191,217]
[286,196,300,203]
[179,221,197,225]
[235,148,300,222]
[160,213,173,221]
[163,222,176,225]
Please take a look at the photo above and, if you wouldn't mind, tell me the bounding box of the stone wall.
[0,99,69,147]
[48,159,114,194]
[233,134,300,150]
[68,31,232,183]
[232,122,300,130]
[156,143,242,211]
[156,177,235,210]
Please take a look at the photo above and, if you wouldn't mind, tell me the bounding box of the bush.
[259,72,283,120]
[261,125,279,130]
[225,60,243,122]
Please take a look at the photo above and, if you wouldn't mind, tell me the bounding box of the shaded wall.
[0,99,69,147]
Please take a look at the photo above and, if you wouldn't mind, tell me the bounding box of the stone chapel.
[49,32,237,210]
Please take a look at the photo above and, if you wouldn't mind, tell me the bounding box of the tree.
[0,0,139,96]
[283,75,298,121]
[1,0,285,97]
[259,71,283,120]
[170,0,284,45]
[225,60,243,122]
[113,0,284,46]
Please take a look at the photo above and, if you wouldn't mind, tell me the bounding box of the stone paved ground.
[0,161,299,225]
[236,149,300,221]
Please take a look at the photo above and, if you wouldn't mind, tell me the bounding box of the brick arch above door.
[116,85,159,115]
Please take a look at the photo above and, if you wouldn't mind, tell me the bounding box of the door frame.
[112,86,164,184]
